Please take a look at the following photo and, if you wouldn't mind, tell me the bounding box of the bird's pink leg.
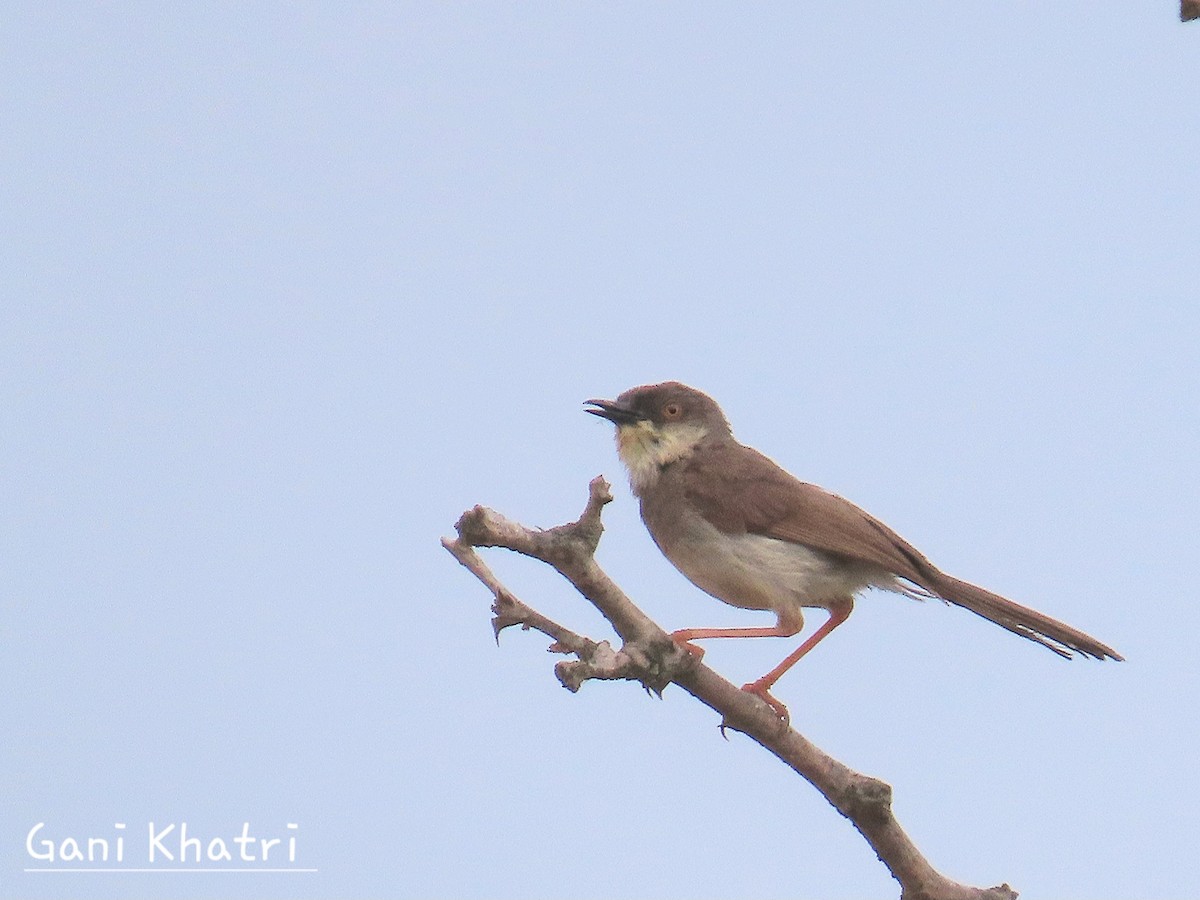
[741,598,854,724]
[670,624,800,661]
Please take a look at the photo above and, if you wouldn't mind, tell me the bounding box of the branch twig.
[443,477,1017,900]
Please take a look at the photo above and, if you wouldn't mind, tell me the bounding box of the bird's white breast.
[658,513,896,629]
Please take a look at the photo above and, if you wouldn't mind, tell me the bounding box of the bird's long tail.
[926,573,1123,661]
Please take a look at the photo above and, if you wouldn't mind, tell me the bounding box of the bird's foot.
[740,680,790,726]
[668,631,706,662]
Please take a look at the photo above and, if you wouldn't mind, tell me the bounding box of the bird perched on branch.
[586,381,1122,723]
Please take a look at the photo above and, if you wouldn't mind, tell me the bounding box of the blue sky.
[2,4,1197,898]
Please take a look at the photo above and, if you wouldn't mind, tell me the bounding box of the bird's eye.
[663,403,681,419]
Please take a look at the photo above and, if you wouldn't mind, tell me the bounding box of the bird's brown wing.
[683,440,1123,661]
[684,441,938,583]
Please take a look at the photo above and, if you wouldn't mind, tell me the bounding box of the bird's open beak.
[584,398,643,425]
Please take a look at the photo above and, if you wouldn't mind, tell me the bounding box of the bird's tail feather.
[927,573,1123,661]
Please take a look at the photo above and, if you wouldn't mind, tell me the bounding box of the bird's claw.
[669,633,706,662]
[741,680,790,727]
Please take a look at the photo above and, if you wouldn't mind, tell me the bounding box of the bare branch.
[443,479,1018,900]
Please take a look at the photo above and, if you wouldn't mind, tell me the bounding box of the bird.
[585,381,1122,723]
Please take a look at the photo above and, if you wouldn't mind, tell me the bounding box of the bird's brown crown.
[613,382,732,434]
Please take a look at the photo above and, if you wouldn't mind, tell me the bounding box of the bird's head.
[585,382,731,494]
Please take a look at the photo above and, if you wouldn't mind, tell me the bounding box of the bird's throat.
[616,420,707,495]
